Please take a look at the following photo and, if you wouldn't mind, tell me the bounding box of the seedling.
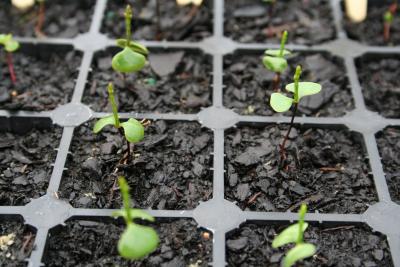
[93,82,145,160]
[0,34,20,85]
[263,31,290,92]
[272,204,316,267]
[384,1,398,42]
[113,176,159,260]
[112,5,149,83]
[270,65,321,166]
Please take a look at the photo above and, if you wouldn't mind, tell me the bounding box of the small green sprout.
[263,31,290,91]
[384,1,397,42]
[0,34,20,85]
[272,204,316,267]
[112,5,149,74]
[270,65,321,166]
[93,82,144,159]
[113,176,159,260]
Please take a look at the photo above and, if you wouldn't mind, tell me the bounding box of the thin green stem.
[278,30,288,57]
[297,204,307,244]
[124,5,133,47]
[118,177,133,225]
[293,65,302,103]
[108,83,120,128]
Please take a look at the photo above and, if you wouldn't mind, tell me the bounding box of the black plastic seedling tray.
[0,0,400,266]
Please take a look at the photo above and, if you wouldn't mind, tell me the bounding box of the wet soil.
[225,125,377,213]
[59,120,213,209]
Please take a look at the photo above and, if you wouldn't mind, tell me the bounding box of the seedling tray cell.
[0,0,399,266]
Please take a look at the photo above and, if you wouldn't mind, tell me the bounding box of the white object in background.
[345,0,368,23]
[11,0,35,11]
[176,0,203,6]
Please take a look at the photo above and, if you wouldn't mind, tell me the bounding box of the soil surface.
[0,47,82,111]
[59,120,213,209]
[224,0,336,45]
[357,55,400,118]
[0,0,95,38]
[225,125,377,213]
[0,220,35,267]
[0,127,61,206]
[344,1,400,46]
[376,127,400,204]
[102,0,213,41]
[43,219,212,267]
[82,49,212,114]
[226,223,393,267]
[224,52,353,117]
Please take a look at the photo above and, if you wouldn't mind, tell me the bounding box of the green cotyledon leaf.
[270,93,293,113]
[118,223,159,260]
[120,118,145,143]
[285,82,322,101]
[93,115,118,133]
[283,243,316,267]
[272,222,309,248]
[112,47,146,73]
[263,56,288,73]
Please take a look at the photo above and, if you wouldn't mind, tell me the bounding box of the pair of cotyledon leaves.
[272,222,316,267]
[270,82,322,113]
[112,39,149,73]
[113,208,159,260]
[0,34,20,53]
[93,115,144,144]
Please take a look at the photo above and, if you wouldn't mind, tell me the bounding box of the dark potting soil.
[59,120,213,209]
[0,0,95,38]
[226,223,393,267]
[43,219,212,267]
[0,220,35,267]
[224,0,336,45]
[0,47,82,111]
[0,127,61,206]
[356,55,400,118]
[224,52,353,117]
[102,0,213,41]
[344,1,400,46]
[82,48,212,114]
[225,125,377,213]
[376,127,400,204]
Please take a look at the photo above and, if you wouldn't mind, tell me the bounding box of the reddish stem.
[279,103,298,167]
[384,22,391,42]
[35,1,45,37]
[7,53,17,85]
[272,72,281,92]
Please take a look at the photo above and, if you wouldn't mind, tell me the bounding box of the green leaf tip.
[270,93,293,113]
[124,4,133,20]
[116,39,149,56]
[112,47,146,73]
[283,243,316,267]
[121,118,145,143]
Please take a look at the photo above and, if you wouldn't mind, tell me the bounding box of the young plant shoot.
[270,65,321,166]
[272,204,316,267]
[263,31,290,92]
[112,5,149,84]
[113,176,159,260]
[384,1,398,42]
[0,34,20,85]
[93,82,145,160]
